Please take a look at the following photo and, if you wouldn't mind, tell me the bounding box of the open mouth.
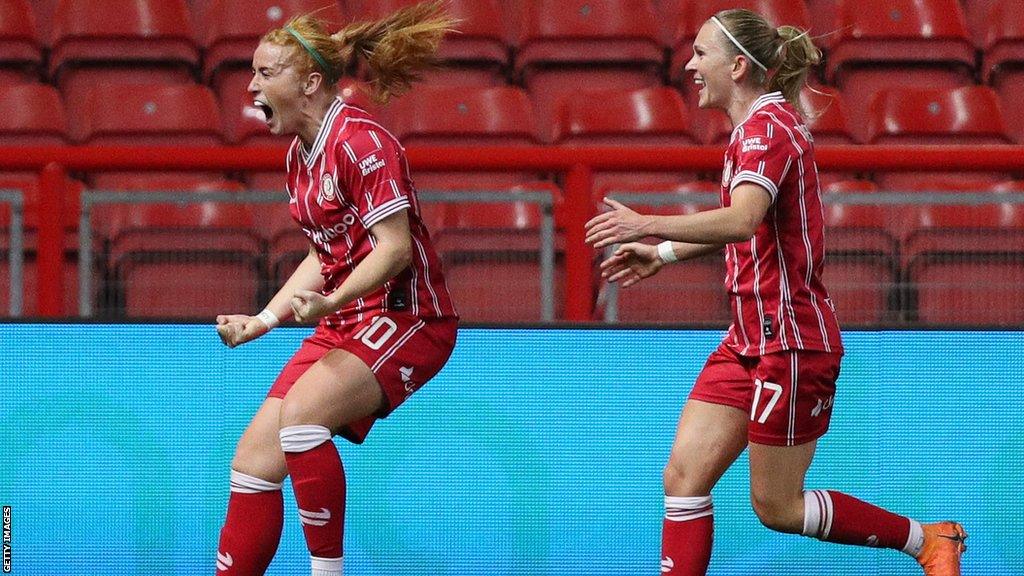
[254,100,274,122]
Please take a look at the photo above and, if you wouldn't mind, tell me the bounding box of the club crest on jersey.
[320,174,336,202]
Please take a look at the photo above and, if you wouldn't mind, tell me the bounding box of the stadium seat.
[431,183,563,322]
[801,87,856,145]
[823,200,900,324]
[669,0,811,83]
[828,0,976,124]
[65,83,223,144]
[903,203,1024,325]
[516,0,665,129]
[0,83,67,145]
[348,0,510,86]
[50,0,199,102]
[864,86,1012,190]
[65,83,225,189]
[390,85,546,189]
[0,0,43,84]
[594,181,728,323]
[550,87,703,188]
[978,1,1024,140]
[203,0,348,80]
[98,202,263,318]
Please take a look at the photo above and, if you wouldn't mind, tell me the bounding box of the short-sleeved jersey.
[286,97,457,327]
[720,92,842,356]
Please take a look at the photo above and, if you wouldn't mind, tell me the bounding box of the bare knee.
[231,438,287,484]
[663,451,716,496]
[278,395,309,429]
[750,488,803,534]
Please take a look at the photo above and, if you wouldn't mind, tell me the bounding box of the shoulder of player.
[335,116,403,159]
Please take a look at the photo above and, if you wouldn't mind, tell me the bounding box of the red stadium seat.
[349,0,510,86]
[829,0,975,124]
[203,0,347,80]
[99,202,263,318]
[65,83,225,189]
[669,0,811,84]
[65,82,222,145]
[516,0,664,129]
[592,182,727,323]
[390,85,545,189]
[551,87,702,188]
[823,201,899,324]
[0,84,67,145]
[801,87,855,144]
[979,1,1024,140]
[903,203,1024,325]
[0,0,43,83]
[50,0,199,101]
[864,86,1012,190]
[431,183,563,322]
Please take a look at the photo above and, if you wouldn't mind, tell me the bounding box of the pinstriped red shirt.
[286,97,458,327]
[720,92,843,356]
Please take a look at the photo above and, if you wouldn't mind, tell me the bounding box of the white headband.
[710,16,768,72]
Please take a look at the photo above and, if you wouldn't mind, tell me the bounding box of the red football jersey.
[285,97,457,327]
[720,92,842,356]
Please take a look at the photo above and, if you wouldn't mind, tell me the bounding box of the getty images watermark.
[2,505,10,573]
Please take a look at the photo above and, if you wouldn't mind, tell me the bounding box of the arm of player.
[584,185,771,248]
[291,210,412,323]
[216,246,325,348]
[599,241,724,288]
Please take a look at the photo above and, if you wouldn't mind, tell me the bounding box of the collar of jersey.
[300,97,345,164]
[739,91,786,126]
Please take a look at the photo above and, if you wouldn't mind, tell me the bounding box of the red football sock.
[803,490,912,550]
[281,425,346,561]
[661,495,714,575]
[216,470,284,575]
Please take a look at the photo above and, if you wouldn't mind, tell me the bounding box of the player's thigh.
[232,397,288,483]
[665,399,749,495]
[278,348,384,433]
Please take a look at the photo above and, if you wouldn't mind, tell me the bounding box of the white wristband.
[255,309,280,330]
[657,241,678,263]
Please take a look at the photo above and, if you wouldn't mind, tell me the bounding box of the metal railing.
[0,189,24,317]
[602,191,1024,326]
[78,189,557,321]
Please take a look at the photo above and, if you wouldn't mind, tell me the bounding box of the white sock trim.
[802,490,834,539]
[664,495,713,522]
[311,555,343,576]
[279,424,332,453]
[903,519,925,558]
[229,469,283,493]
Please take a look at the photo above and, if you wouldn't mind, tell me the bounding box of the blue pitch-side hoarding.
[0,325,1021,575]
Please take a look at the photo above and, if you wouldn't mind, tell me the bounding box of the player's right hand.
[215,314,269,348]
[599,242,662,288]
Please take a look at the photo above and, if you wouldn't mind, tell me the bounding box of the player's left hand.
[584,198,651,249]
[290,289,336,323]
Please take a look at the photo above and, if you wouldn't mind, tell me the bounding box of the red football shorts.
[689,342,842,446]
[269,313,458,444]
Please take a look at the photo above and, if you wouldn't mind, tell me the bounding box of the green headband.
[285,26,335,81]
